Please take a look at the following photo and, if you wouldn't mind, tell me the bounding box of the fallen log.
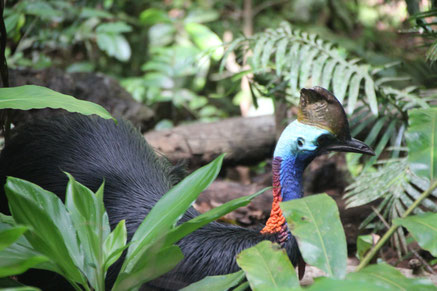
[145,115,276,167]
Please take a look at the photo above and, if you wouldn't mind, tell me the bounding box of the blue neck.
[278,154,312,201]
[273,121,330,201]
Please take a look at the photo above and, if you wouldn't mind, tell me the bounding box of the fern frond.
[344,159,437,256]
[221,22,379,115]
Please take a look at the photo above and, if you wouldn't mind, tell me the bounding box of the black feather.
[0,114,299,290]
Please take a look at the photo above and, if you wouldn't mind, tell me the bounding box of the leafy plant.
[121,6,226,123]
[0,155,269,290]
[0,85,114,121]
[345,108,437,257]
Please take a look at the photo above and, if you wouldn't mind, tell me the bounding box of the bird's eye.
[297,137,305,147]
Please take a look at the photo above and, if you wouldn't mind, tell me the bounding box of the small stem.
[356,179,437,272]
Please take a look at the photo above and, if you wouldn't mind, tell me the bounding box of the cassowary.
[0,87,374,290]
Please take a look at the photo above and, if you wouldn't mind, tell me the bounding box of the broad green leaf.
[5,177,85,284]
[97,33,131,62]
[103,220,127,273]
[347,263,435,290]
[113,245,183,291]
[394,213,437,257]
[347,73,362,114]
[236,241,298,290]
[364,76,378,115]
[80,8,113,18]
[181,270,245,291]
[165,188,269,245]
[0,225,27,251]
[184,9,219,23]
[406,108,437,181]
[96,22,132,34]
[185,23,223,60]
[306,277,391,291]
[139,8,170,25]
[281,194,347,279]
[121,155,224,273]
[0,223,49,278]
[356,235,373,261]
[65,174,108,288]
[0,85,113,120]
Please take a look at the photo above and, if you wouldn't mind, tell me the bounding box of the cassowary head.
[274,86,375,162]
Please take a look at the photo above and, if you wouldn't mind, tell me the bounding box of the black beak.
[324,138,375,156]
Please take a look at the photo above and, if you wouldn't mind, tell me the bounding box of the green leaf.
[0,85,113,120]
[356,235,373,261]
[306,277,390,291]
[311,54,329,87]
[334,67,354,104]
[140,8,170,25]
[0,225,27,251]
[406,108,437,181]
[281,194,347,279]
[347,74,362,114]
[252,36,268,70]
[5,177,86,284]
[165,188,269,245]
[113,245,183,291]
[96,33,131,62]
[121,155,224,273]
[103,220,127,273]
[65,174,109,288]
[185,23,223,60]
[236,241,298,291]
[0,223,49,278]
[321,59,337,89]
[275,38,288,76]
[347,263,436,290]
[181,270,245,291]
[394,213,437,257]
[288,43,304,91]
[261,38,277,69]
[96,22,132,34]
[299,48,318,88]
[364,76,378,115]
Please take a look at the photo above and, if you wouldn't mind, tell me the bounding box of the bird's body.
[0,87,374,290]
[0,114,299,290]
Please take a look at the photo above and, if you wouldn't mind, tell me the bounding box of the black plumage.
[0,114,299,290]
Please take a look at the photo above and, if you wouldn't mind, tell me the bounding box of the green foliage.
[0,155,268,290]
[181,270,245,291]
[356,235,373,261]
[406,108,437,182]
[0,85,114,121]
[236,241,299,291]
[394,213,437,257]
[409,9,437,63]
[308,263,436,290]
[4,0,133,69]
[281,194,347,279]
[346,107,437,257]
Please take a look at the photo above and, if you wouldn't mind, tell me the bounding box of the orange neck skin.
[261,157,287,235]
